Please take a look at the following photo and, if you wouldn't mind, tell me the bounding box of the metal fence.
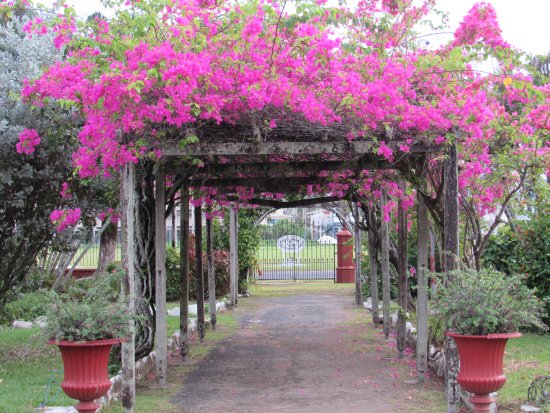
[254,221,336,281]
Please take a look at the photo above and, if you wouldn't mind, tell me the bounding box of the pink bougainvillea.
[15,129,41,155]
[50,208,81,232]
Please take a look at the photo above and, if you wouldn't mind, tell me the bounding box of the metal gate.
[254,215,336,281]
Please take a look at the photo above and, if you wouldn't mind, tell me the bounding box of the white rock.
[391,313,398,327]
[188,319,197,332]
[406,321,416,334]
[12,320,33,329]
[521,405,541,412]
[167,304,197,317]
[35,408,76,413]
[167,307,180,317]
[216,301,226,312]
[363,298,372,309]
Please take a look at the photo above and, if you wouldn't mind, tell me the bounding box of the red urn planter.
[50,339,121,413]
[447,332,521,413]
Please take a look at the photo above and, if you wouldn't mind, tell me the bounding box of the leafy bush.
[45,273,133,341]
[166,238,230,302]
[4,290,50,322]
[432,268,547,336]
[483,213,550,325]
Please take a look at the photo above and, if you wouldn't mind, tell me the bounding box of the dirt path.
[171,288,444,413]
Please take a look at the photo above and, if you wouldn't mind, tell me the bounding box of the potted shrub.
[433,268,547,413]
[44,274,133,413]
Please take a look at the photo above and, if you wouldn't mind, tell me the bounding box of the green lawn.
[498,333,550,411]
[0,327,75,412]
[0,301,234,413]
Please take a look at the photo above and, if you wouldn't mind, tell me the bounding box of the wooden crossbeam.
[190,176,334,188]
[164,141,439,158]
[189,156,391,179]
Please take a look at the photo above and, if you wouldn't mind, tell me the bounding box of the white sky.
[41,0,550,55]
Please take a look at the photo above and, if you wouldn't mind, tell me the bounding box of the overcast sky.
[41,0,550,55]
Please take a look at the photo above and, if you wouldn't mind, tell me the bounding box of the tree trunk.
[97,221,118,274]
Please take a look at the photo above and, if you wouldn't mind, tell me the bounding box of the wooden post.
[234,209,239,306]
[444,140,460,412]
[195,205,205,343]
[367,211,379,325]
[154,163,167,385]
[354,205,362,306]
[121,162,136,413]
[229,206,237,308]
[206,212,217,329]
[171,207,177,248]
[179,183,189,360]
[397,181,408,359]
[381,189,391,339]
[416,194,429,383]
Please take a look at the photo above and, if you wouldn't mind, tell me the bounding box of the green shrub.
[45,273,133,341]
[432,268,547,336]
[166,240,230,302]
[483,213,550,325]
[4,290,50,322]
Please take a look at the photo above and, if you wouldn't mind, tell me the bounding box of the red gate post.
[336,228,355,283]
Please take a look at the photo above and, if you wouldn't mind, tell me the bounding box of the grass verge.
[498,333,550,412]
[0,306,237,413]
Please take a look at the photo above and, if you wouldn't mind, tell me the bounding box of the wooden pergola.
[119,121,460,411]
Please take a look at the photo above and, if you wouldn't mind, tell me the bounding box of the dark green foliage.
[0,12,110,303]
[166,242,230,301]
[432,268,547,336]
[483,213,550,325]
[3,290,50,322]
[44,273,133,341]
[213,209,262,293]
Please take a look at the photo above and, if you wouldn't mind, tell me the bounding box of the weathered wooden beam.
[191,156,392,179]
[179,183,190,360]
[229,206,237,308]
[154,163,167,385]
[224,196,341,209]
[368,214,379,325]
[206,213,217,330]
[416,194,429,383]
[397,180,408,360]
[381,189,391,340]
[234,209,239,307]
[194,205,205,343]
[354,205,362,306]
[444,140,460,413]
[190,176,332,188]
[164,141,439,157]
[121,162,136,413]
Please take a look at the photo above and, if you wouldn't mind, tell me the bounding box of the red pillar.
[336,229,355,283]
